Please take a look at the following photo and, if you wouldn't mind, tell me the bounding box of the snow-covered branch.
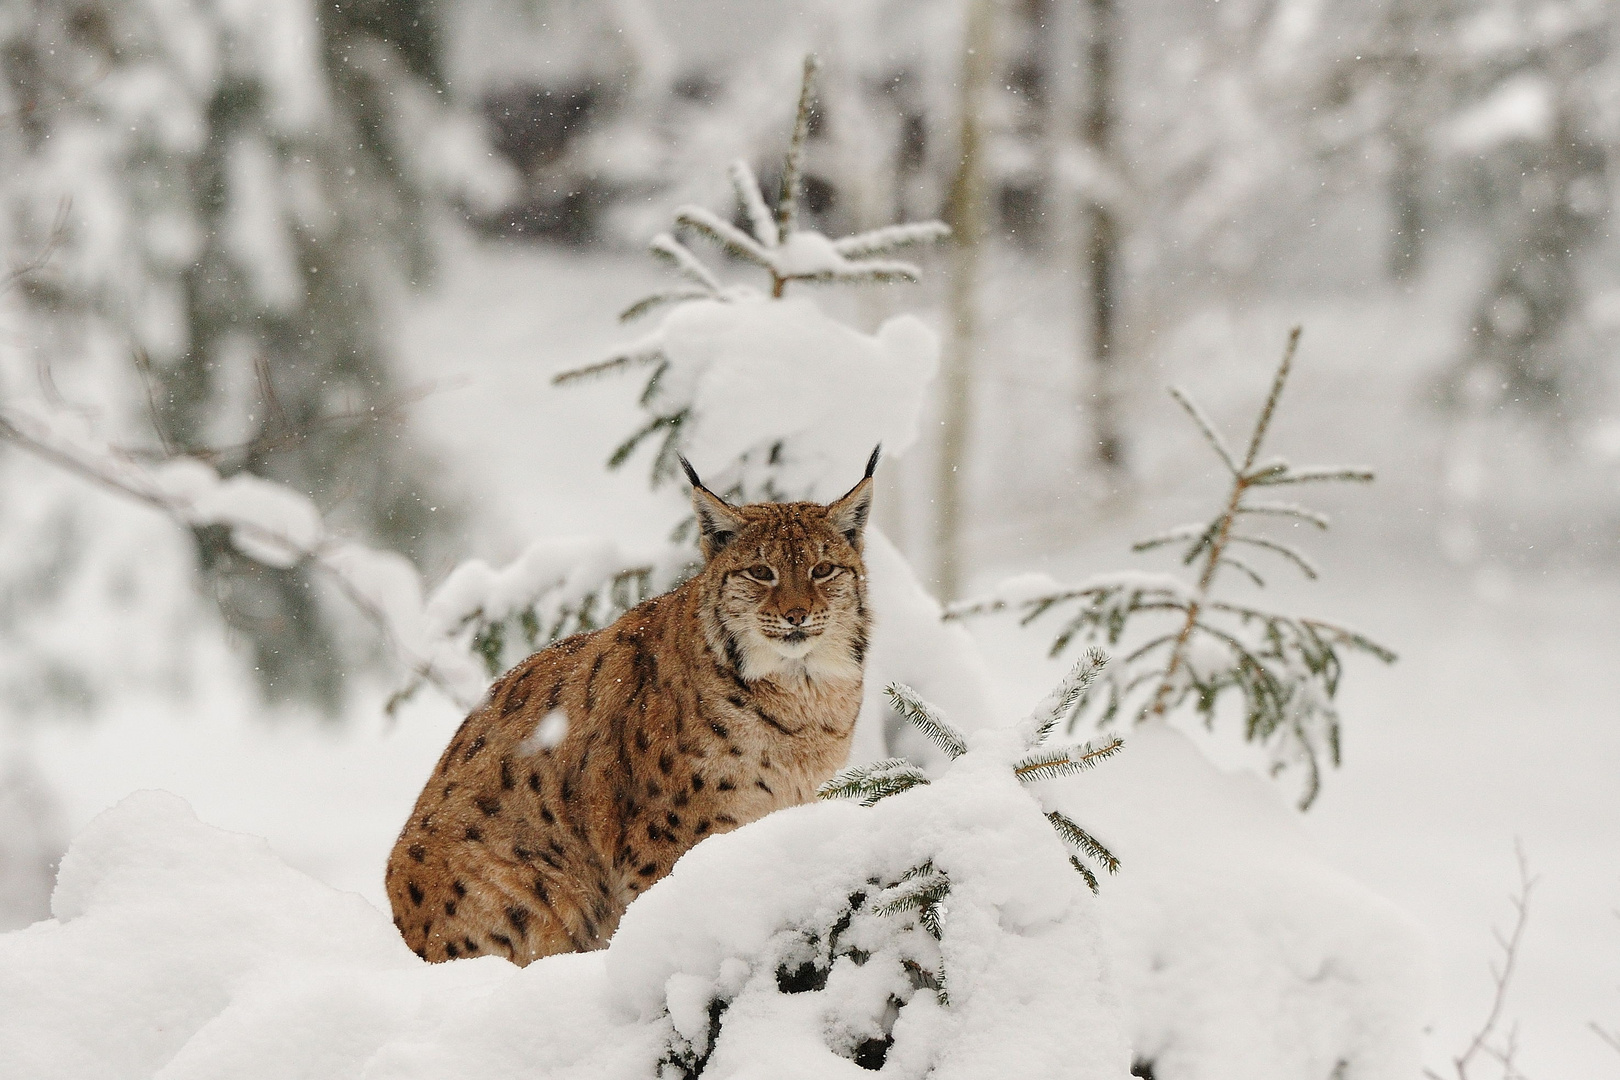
[0,397,689,715]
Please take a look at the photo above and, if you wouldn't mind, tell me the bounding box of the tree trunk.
[935,0,995,600]
[1081,0,1125,472]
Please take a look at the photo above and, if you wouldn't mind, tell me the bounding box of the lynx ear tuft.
[827,451,878,552]
[682,456,746,560]
[678,454,703,491]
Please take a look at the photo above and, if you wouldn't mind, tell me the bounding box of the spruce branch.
[620,291,712,324]
[1020,647,1110,745]
[673,205,773,266]
[1147,327,1330,718]
[873,862,951,918]
[818,758,932,805]
[552,345,665,386]
[1169,385,1241,476]
[648,234,725,294]
[1132,524,1210,554]
[729,160,777,247]
[1046,811,1120,874]
[831,221,953,259]
[563,59,950,495]
[1252,466,1374,486]
[1239,501,1331,528]
[1069,856,1101,894]
[1227,533,1320,579]
[886,682,968,759]
[1013,737,1125,783]
[1218,555,1268,588]
[776,54,820,244]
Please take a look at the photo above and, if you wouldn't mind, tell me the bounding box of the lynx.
[385,450,878,966]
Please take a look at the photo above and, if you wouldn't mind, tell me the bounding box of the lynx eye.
[811,562,836,580]
[744,564,775,583]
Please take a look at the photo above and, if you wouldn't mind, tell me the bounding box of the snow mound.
[1052,722,1430,1080]
[1,763,1127,1079]
[624,293,938,502]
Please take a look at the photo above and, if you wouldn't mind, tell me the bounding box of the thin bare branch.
[130,347,176,457]
[1447,841,1538,1080]
[2,198,71,295]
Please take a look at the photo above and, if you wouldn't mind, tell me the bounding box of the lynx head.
[682,449,877,686]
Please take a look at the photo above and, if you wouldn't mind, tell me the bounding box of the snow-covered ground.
[6,232,1618,1076]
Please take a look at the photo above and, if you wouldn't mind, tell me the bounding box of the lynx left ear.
[681,454,747,560]
[827,445,879,551]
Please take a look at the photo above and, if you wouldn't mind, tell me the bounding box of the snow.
[152,459,324,568]
[1051,723,1427,1080]
[520,710,569,753]
[2,738,1130,1079]
[1443,75,1555,156]
[6,211,1617,1078]
[640,294,938,502]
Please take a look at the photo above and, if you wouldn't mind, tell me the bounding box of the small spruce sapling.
[391,60,954,711]
[818,648,1123,1000]
[950,329,1394,809]
[551,54,950,495]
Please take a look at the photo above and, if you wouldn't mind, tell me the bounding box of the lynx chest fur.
[386,453,878,966]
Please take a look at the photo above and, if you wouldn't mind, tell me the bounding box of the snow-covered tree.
[0,0,509,707]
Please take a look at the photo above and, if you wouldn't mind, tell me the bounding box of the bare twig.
[121,365,457,471]
[1425,841,1537,1080]
[2,198,71,296]
[130,347,177,457]
[1591,907,1620,1057]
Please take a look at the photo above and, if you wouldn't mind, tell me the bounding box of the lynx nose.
[783,608,809,626]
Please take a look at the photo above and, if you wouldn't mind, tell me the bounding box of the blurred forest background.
[0,0,1617,1075]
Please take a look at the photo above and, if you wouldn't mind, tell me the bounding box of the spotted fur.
[385,459,877,966]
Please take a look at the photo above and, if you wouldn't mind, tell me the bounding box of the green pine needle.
[1013,736,1124,783]
[817,758,931,805]
[1022,647,1109,746]
[873,862,950,917]
[1045,811,1120,874]
[885,682,967,759]
[1069,856,1101,894]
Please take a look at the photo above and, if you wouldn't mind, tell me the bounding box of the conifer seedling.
[552,54,950,492]
[951,329,1394,809]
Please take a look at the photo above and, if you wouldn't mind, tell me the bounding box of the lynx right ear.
[826,445,879,552]
[681,455,746,560]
